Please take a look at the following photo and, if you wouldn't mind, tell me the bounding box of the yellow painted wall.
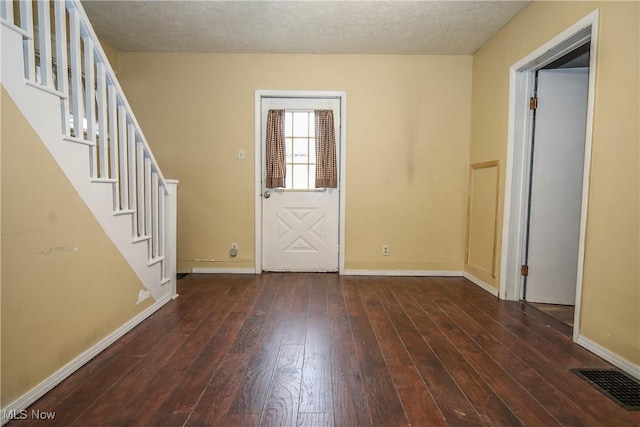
[1,87,152,406]
[469,1,639,364]
[117,54,473,273]
[466,162,500,280]
[100,38,120,74]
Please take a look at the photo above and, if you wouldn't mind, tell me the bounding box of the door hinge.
[521,264,529,277]
[529,96,538,110]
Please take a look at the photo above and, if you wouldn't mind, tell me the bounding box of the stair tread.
[148,256,166,266]
[62,135,96,147]
[114,209,136,216]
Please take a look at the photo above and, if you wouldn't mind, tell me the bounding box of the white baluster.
[144,155,153,260]
[68,8,84,140]
[144,156,152,247]
[2,0,14,23]
[136,142,146,236]
[20,0,35,81]
[152,171,159,259]
[37,0,53,87]
[84,37,97,177]
[108,83,120,207]
[119,106,129,211]
[54,1,69,135]
[129,124,138,233]
[96,62,108,178]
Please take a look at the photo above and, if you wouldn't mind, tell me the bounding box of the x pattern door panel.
[277,207,326,253]
[263,192,338,271]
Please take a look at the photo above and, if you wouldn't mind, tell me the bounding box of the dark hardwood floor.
[12,274,640,426]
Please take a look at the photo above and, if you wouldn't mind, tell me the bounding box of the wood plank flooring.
[12,274,640,426]
[528,303,576,327]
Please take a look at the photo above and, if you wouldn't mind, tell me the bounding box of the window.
[284,111,316,189]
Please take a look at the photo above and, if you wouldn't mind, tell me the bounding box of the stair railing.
[1,0,172,284]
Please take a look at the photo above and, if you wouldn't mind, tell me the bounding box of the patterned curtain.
[265,109,286,188]
[315,110,338,188]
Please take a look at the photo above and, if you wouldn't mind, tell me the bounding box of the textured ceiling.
[81,0,529,55]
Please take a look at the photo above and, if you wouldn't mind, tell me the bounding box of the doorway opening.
[500,11,598,340]
[522,47,590,327]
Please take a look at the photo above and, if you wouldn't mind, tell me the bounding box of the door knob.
[263,190,270,198]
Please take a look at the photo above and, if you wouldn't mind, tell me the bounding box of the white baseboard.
[191,267,256,274]
[576,335,640,381]
[462,272,500,297]
[0,296,171,425]
[192,268,463,277]
[343,269,463,277]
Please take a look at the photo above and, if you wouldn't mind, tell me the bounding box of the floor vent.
[571,368,640,410]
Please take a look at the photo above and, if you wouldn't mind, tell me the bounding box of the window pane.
[293,138,308,164]
[285,164,292,188]
[293,165,308,188]
[279,111,320,190]
[285,138,292,162]
[293,112,308,137]
[309,165,316,188]
[285,112,293,136]
[309,138,316,164]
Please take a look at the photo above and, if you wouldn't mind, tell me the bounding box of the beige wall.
[466,162,500,280]
[117,54,473,273]
[469,1,639,364]
[100,38,120,74]
[1,87,152,406]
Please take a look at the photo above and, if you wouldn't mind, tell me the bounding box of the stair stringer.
[1,24,168,303]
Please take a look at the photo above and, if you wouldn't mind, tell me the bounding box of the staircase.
[1,0,177,302]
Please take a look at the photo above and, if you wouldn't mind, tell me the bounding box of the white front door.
[525,68,589,304]
[261,97,340,272]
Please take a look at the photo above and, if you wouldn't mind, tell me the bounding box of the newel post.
[165,179,179,299]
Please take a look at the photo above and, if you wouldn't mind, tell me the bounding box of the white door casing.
[500,11,597,314]
[525,68,589,305]
[259,96,341,272]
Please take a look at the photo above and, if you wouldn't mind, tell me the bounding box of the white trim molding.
[463,272,500,297]
[500,10,599,310]
[0,296,172,425]
[576,335,640,381]
[191,267,256,274]
[344,270,462,277]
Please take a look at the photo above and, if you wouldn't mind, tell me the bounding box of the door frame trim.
[500,10,598,341]
[254,90,347,274]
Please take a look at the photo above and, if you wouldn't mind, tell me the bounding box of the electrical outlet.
[230,243,238,257]
[382,244,390,256]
